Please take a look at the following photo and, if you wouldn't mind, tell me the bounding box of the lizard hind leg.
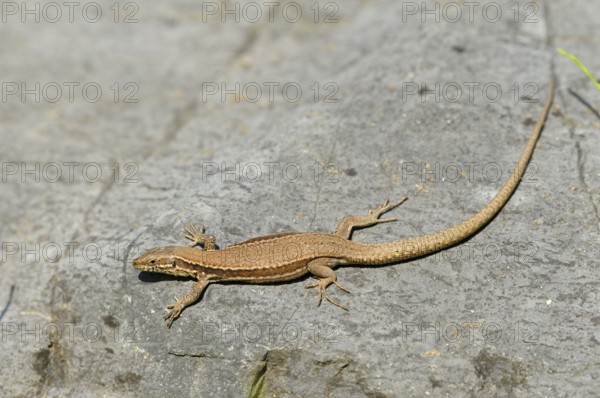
[305,258,350,310]
[334,197,408,239]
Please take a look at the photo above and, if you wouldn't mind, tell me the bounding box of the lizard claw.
[183,223,216,250]
[369,197,407,219]
[305,278,350,310]
[163,305,183,328]
[167,295,179,307]
[183,223,205,247]
[163,297,180,327]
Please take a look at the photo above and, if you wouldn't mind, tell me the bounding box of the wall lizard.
[133,79,555,327]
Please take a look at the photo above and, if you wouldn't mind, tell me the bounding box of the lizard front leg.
[305,258,350,310]
[334,197,407,239]
[164,277,210,327]
[183,223,217,250]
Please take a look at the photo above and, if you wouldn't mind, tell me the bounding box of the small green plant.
[557,48,600,91]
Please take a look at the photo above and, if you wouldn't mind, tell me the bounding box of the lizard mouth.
[132,247,177,270]
[131,256,152,270]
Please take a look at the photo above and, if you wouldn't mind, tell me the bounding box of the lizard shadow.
[137,272,194,283]
[136,271,310,287]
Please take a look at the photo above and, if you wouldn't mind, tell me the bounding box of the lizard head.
[132,247,192,277]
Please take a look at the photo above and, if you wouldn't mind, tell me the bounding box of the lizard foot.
[162,280,209,327]
[368,197,408,223]
[305,278,350,310]
[183,223,216,250]
[164,297,185,328]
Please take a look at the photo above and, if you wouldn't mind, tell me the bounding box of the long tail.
[355,79,556,264]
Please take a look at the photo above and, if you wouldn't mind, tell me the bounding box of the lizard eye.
[150,260,156,264]
[171,262,176,268]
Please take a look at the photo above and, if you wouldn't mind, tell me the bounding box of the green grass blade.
[557,48,600,91]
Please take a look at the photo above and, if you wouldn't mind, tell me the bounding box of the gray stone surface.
[1,0,599,397]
